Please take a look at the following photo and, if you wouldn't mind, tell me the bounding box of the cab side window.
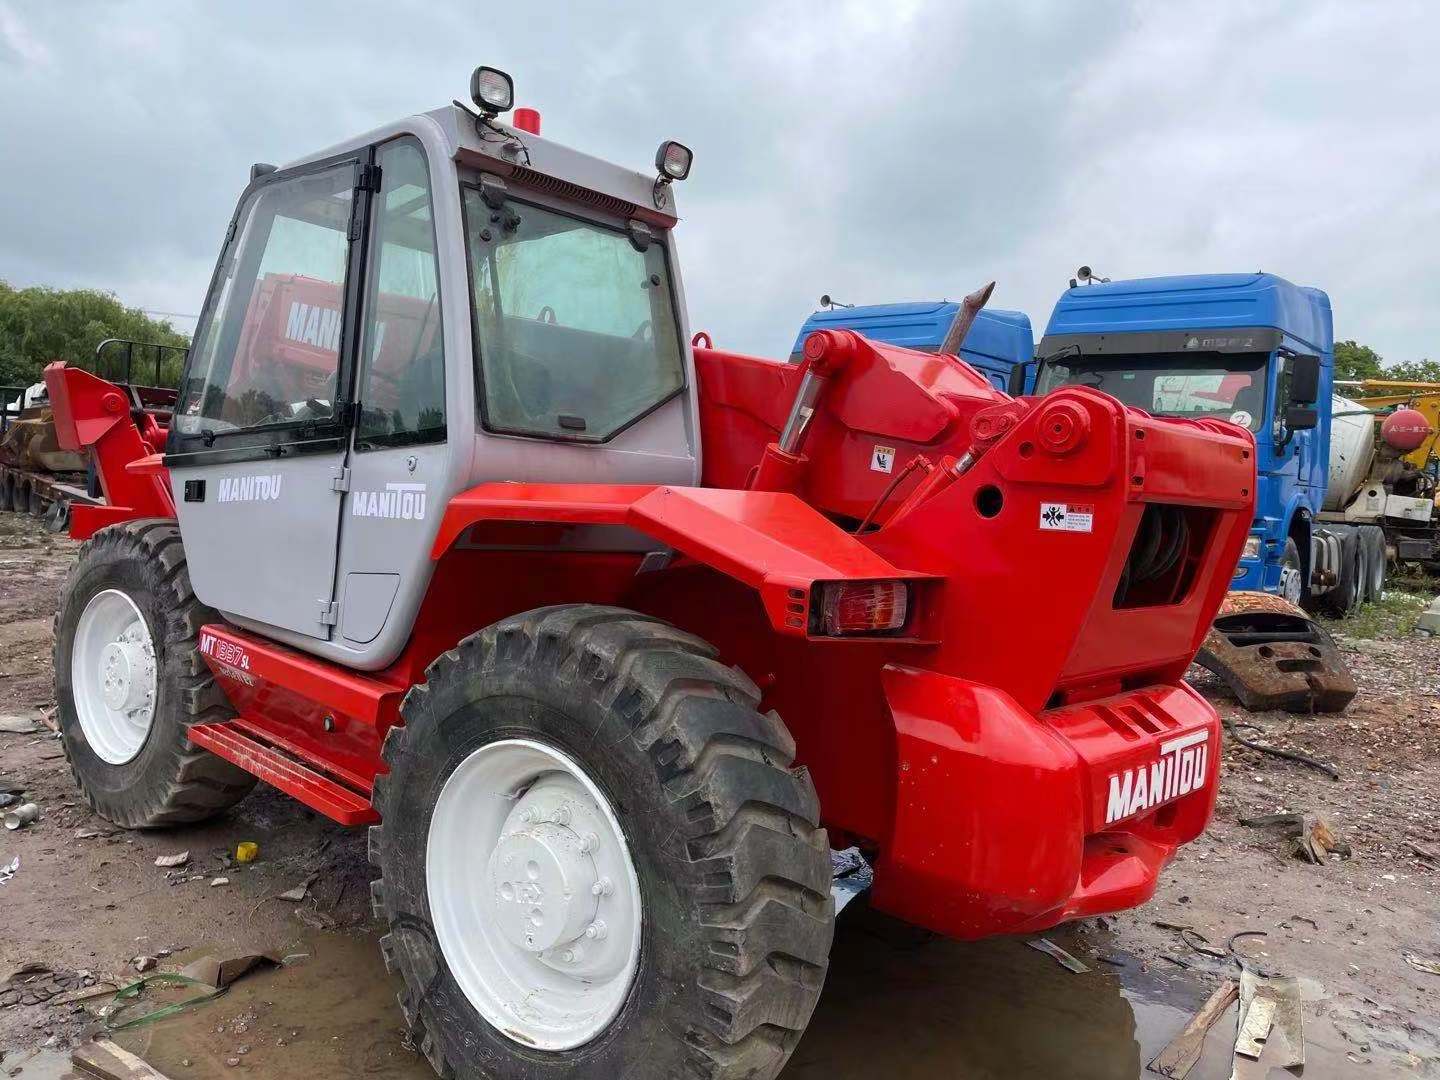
[355,138,445,448]
[177,165,354,437]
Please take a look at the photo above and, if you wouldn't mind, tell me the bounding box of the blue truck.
[792,300,1034,392]
[794,275,1435,619]
[1026,272,1409,616]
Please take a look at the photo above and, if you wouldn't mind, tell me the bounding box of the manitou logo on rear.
[1104,729,1209,825]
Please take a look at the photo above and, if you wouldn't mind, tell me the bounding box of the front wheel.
[53,520,256,827]
[1278,537,1305,606]
[370,605,833,1080]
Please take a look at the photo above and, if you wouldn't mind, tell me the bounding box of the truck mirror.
[1007,364,1029,397]
[1284,404,1319,431]
[1288,354,1320,404]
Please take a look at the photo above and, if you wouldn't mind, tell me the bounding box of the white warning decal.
[870,445,896,474]
[1039,502,1094,533]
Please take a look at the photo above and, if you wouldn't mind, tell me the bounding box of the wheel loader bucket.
[1194,591,1356,713]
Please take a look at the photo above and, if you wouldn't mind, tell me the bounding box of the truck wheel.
[1319,530,1362,618]
[1278,537,1304,606]
[53,520,257,828]
[370,605,833,1080]
[1362,527,1386,601]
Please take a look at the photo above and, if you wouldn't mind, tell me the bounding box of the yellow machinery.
[1338,379,1440,471]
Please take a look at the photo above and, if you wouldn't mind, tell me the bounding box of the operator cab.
[165,67,699,669]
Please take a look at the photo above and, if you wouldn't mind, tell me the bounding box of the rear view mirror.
[1284,404,1319,431]
[1287,354,1320,404]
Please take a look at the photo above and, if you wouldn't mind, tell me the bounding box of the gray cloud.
[1,0,1437,362]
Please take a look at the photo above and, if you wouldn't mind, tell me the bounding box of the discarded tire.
[53,519,256,828]
[370,604,833,1080]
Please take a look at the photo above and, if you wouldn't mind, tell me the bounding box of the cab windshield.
[1035,351,1270,431]
[463,191,685,441]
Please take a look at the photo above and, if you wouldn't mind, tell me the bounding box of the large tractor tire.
[53,520,256,828]
[370,605,833,1080]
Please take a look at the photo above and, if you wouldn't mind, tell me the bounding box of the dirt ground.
[1,512,1437,1078]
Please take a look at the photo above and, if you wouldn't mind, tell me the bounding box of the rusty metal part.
[0,409,86,472]
[1194,591,1356,713]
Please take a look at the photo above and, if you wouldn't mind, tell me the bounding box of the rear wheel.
[53,520,256,827]
[1362,527,1386,602]
[1278,537,1304,606]
[370,604,833,1080]
[1319,530,1363,618]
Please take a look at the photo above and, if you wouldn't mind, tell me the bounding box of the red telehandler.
[42,67,1254,1080]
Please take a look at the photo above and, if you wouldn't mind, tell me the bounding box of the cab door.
[167,152,376,639]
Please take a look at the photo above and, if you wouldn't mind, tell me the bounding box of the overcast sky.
[2,1,1437,363]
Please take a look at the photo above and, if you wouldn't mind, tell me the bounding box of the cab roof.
[284,105,680,228]
[791,301,1034,370]
[1045,273,1333,354]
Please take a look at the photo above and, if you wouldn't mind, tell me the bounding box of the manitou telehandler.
[44,67,1254,1079]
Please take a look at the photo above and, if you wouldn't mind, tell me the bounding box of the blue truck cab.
[1034,273,1334,600]
[791,301,1034,391]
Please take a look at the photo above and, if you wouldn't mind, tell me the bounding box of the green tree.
[0,280,190,391]
[1385,357,1440,383]
[1333,339,1384,381]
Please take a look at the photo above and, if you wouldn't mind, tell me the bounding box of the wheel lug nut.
[580,832,599,853]
[561,944,584,963]
[552,805,571,826]
[584,920,607,941]
[591,877,613,897]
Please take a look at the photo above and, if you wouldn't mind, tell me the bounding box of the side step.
[188,720,379,825]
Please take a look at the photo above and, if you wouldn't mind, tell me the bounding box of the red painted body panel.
[42,363,175,538]
[47,325,1256,940]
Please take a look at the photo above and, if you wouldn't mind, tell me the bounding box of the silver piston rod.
[778,369,827,455]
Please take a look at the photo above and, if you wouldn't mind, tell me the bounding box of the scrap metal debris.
[1403,952,1440,976]
[277,872,319,903]
[1223,720,1340,780]
[3,801,39,830]
[72,1035,177,1079]
[1148,979,1239,1078]
[1195,592,1357,713]
[0,855,17,885]
[0,712,40,734]
[1026,937,1090,974]
[153,851,190,868]
[1229,967,1304,1074]
[1239,812,1350,863]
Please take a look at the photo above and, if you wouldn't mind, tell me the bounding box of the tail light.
[815,581,910,636]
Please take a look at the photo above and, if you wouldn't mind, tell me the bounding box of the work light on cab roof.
[470,65,514,117]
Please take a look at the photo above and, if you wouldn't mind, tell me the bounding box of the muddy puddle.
[19,904,1404,1079]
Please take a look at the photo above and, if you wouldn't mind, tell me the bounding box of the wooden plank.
[1148,979,1239,1078]
[72,1037,175,1080]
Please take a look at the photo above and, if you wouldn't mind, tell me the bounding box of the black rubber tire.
[1280,537,1304,605]
[370,604,833,1080]
[1319,530,1362,618]
[1362,527,1386,602]
[53,519,257,828]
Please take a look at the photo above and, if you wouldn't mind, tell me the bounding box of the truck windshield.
[463,191,685,440]
[1036,351,1269,431]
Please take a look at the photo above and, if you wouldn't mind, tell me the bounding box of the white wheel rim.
[427,738,643,1051]
[1279,564,1303,606]
[70,589,158,765]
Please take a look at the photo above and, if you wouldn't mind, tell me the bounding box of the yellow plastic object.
[235,841,259,863]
